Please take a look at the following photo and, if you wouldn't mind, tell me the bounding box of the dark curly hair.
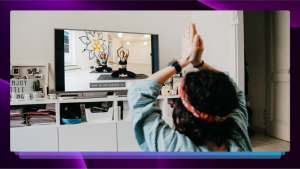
[173,70,241,147]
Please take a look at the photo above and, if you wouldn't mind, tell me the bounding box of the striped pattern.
[127,74,252,152]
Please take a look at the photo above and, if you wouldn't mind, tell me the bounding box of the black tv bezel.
[54,28,159,93]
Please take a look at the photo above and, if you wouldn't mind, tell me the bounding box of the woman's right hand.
[191,33,204,67]
[181,22,200,65]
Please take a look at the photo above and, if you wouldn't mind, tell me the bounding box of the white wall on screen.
[10,11,243,92]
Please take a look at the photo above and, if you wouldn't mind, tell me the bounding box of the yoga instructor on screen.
[98,49,112,72]
[127,23,252,152]
[111,44,136,78]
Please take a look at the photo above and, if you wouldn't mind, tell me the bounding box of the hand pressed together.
[180,22,204,66]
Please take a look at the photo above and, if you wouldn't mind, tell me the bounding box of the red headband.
[179,79,230,122]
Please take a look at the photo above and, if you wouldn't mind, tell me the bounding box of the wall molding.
[230,11,244,92]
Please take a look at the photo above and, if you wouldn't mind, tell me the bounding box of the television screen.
[55,29,159,92]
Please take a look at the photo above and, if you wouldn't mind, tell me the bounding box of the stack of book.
[10,104,56,127]
[10,105,27,127]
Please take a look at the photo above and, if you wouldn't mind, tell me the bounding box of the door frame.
[230,11,245,92]
[265,11,290,141]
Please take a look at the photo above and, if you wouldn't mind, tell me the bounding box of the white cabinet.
[116,120,142,152]
[10,96,179,152]
[58,122,117,151]
[162,117,174,129]
[10,125,58,151]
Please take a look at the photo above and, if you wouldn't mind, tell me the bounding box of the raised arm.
[100,51,105,59]
[125,49,129,59]
[116,46,122,58]
[148,23,199,84]
[128,23,204,152]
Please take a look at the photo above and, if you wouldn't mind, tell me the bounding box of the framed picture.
[27,68,33,75]
[13,67,19,75]
[32,67,39,73]
[11,63,49,91]
[34,74,43,79]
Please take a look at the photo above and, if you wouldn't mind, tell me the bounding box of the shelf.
[10,124,57,129]
[60,120,116,126]
[10,99,57,105]
[10,95,180,106]
[157,95,180,99]
[57,97,128,103]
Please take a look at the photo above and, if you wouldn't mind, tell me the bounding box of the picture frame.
[32,67,39,73]
[27,68,33,75]
[34,74,43,79]
[13,67,19,75]
[11,63,49,97]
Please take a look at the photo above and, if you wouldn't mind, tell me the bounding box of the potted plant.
[96,59,102,66]
[32,80,42,98]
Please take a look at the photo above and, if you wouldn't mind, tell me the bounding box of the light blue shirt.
[127,74,252,152]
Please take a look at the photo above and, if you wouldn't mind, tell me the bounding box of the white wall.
[11,11,191,91]
[191,11,244,91]
[74,31,97,69]
[191,11,232,73]
[244,11,266,133]
[73,31,113,70]
[11,11,243,92]
[112,35,122,63]
[123,41,151,64]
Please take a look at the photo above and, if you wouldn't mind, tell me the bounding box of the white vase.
[32,91,42,98]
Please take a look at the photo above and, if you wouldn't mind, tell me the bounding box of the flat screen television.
[55,29,159,93]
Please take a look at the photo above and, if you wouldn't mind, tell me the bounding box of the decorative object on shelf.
[85,107,113,123]
[11,63,49,100]
[44,85,49,99]
[171,89,177,95]
[34,74,43,79]
[90,66,94,69]
[10,79,34,100]
[32,67,39,73]
[61,104,82,124]
[13,67,19,75]
[177,83,181,95]
[161,86,171,96]
[107,93,118,98]
[10,63,14,79]
[27,68,33,75]
[80,104,86,122]
[79,31,107,60]
[24,94,30,101]
[32,80,42,98]
[61,118,82,124]
[173,77,183,89]
[48,94,57,100]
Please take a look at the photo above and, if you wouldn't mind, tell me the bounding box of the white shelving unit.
[10,95,179,152]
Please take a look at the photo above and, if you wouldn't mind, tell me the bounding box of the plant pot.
[32,91,42,98]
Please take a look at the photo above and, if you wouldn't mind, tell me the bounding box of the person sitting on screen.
[127,23,252,152]
[98,50,112,72]
[111,45,136,78]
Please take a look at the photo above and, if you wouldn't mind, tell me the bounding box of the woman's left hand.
[181,22,200,65]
